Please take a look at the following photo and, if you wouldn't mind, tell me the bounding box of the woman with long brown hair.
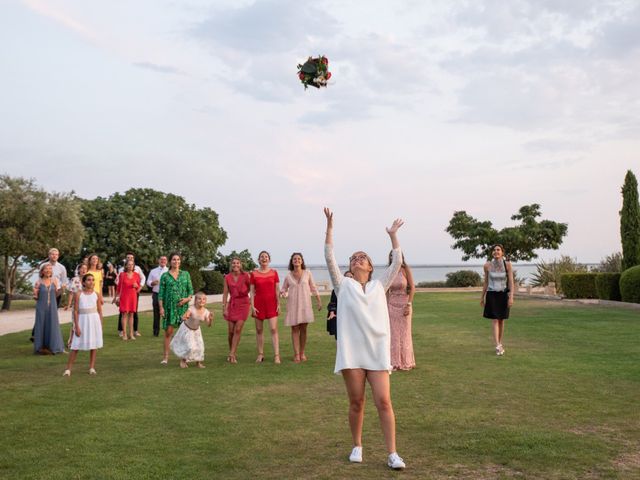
[481,244,514,356]
[222,258,251,364]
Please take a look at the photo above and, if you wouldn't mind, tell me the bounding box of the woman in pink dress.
[222,258,251,364]
[250,251,281,364]
[386,252,416,371]
[113,259,141,341]
[281,252,322,363]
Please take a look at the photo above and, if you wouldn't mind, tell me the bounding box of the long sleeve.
[158,272,167,302]
[136,266,146,287]
[324,244,343,292]
[146,268,155,288]
[379,247,403,292]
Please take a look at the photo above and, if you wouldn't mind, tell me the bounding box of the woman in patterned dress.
[280,252,322,363]
[250,251,281,364]
[159,253,194,364]
[386,252,416,371]
[222,258,251,364]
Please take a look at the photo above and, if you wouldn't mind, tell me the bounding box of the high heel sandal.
[274,354,281,365]
[230,355,238,364]
[255,354,264,363]
[293,353,301,363]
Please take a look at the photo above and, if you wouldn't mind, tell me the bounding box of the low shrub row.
[560,267,640,303]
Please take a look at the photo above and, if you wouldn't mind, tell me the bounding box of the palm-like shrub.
[530,256,587,294]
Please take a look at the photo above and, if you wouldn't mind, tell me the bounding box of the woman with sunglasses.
[323,208,407,471]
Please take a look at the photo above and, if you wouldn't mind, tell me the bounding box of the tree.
[620,170,640,271]
[445,204,568,261]
[0,176,84,310]
[213,249,257,275]
[78,189,227,273]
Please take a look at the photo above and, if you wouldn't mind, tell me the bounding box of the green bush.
[183,267,205,293]
[620,265,640,303]
[595,273,622,301]
[201,270,225,295]
[445,270,482,288]
[560,273,598,299]
[416,281,447,288]
[531,256,587,294]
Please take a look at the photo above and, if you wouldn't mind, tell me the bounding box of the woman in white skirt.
[63,274,103,376]
[170,292,213,368]
[323,208,407,470]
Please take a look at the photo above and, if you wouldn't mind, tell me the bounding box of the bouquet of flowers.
[297,56,332,89]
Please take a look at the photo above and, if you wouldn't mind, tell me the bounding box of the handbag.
[503,259,510,293]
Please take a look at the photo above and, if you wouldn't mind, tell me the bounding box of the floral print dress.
[158,270,194,329]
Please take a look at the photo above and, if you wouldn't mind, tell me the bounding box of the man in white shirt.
[117,252,147,337]
[146,255,168,336]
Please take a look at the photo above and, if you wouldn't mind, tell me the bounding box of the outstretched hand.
[323,207,333,228]
[386,218,405,235]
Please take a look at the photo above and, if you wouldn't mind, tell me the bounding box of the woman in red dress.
[113,259,141,341]
[250,250,281,364]
[222,258,251,364]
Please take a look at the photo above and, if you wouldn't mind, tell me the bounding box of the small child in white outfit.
[170,292,213,368]
[63,273,103,376]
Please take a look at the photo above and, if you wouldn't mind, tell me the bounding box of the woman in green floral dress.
[159,253,193,364]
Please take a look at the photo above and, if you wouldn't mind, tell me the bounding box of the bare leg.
[89,349,97,370]
[291,325,301,362]
[299,323,308,361]
[498,320,505,344]
[128,314,135,340]
[66,350,79,371]
[367,370,397,454]
[492,320,501,346]
[342,369,366,448]
[227,321,234,350]
[230,320,245,361]
[267,316,280,362]
[163,325,174,361]
[255,319,264,361]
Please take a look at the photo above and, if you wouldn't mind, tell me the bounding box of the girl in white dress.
[323,208,406,470]
[170,292,213,368]
[63,274,103,376]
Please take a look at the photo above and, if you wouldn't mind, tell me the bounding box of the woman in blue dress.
[33,264,65,355]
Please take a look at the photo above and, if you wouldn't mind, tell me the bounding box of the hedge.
[560,273,598,299]
[201,270,225,295]
[620,265,640,303]
[595,273,622,301]
[183,266,205,293]
[445,270,482,288]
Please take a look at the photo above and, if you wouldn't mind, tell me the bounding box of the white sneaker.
[388,452,406,470]
[62,369,71,377]
[89,368,97,375]
[496,344,505,356]
[349,446,363,463]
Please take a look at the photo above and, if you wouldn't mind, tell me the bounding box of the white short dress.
[325,245,402,373]
[170,306,210,362]
[70,291,103,351]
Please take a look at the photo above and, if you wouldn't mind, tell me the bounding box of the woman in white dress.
[323,208,406,470]
[63,273,103,376]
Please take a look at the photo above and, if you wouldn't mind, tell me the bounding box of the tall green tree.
[620,170,640,271]
[213,249,257,275]
[79,189,228,273]
[0,176,84,310]
[446,204,568,261]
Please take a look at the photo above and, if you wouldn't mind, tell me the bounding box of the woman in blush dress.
[250,251,281,364]
[114,259,142,341]
[386,252,416,371]
[323,208,407,470]
[281,252,322,362]
[222,258,251,364]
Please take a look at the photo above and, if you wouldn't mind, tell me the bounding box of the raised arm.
[323,208,343,291]
[379,219,405,291]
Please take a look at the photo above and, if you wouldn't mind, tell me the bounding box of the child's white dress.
[70,291,103,350]
[170,306,210,362]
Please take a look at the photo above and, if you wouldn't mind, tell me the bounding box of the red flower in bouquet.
[326,72,332,79]
[322,57,329,65]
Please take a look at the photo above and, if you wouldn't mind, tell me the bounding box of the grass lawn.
[0,293,638,479]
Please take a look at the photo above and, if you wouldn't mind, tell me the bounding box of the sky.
[1,0,639,265]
